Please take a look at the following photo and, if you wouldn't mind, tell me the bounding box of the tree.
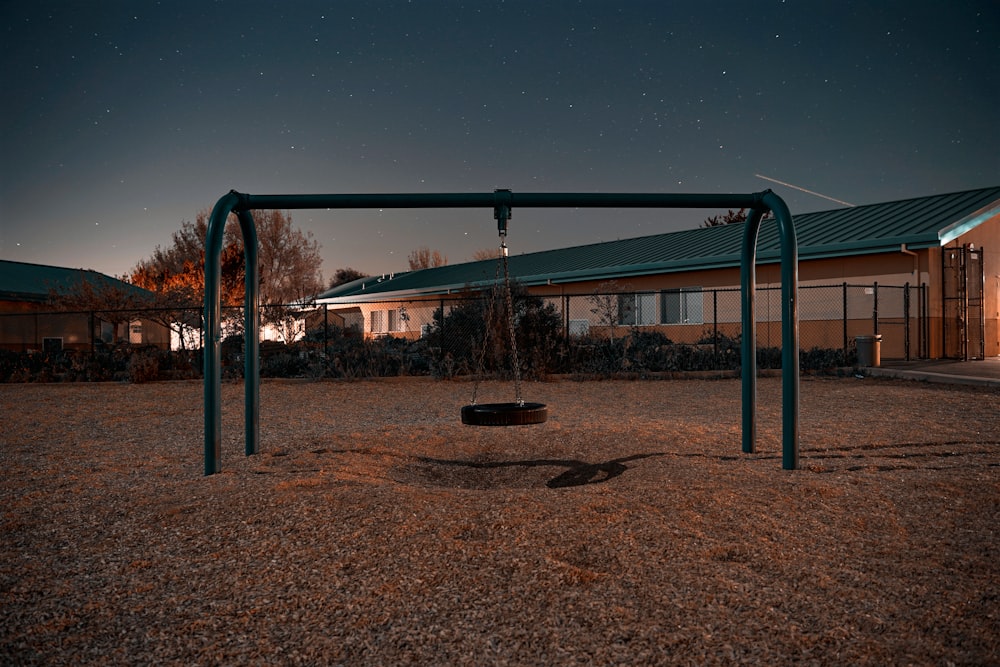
[252,210,324,342]
[588,280,631,342]
[701,208,748,227]
[471,248,500,262]
[328,267,369,289]
[130,212,245,307]
[126,274,201,349]
[408,246,447,270]
[131,212,248,345]
[131,209,324,344]
[432,282,561,379]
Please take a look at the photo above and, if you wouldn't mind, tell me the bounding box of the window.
[617,294,636,325]
[370,310,386,333]
[99,320,115,344]
[660,288,703,324]
[618,293,657,326]
[636,293,656,325]
[388,309,399,332]
[129,320,143,344]
[43,337,63,353]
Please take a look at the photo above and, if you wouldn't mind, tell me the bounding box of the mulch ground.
[1,376,998,665]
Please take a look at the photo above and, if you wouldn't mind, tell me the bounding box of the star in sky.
[1,1,997,280]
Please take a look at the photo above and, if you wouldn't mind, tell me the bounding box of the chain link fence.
[0,282,927,381]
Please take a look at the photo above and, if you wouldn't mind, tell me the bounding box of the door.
[942,245,985,359]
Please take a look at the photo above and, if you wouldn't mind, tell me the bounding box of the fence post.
[439,298,446,368]
[916,283,922,358]
[904,282,911,361]
[921,282,929,359]
[712,289,718,359]
[563,294,570,339]
[872,282,879,335]
[323,303,329,355]
[842,282,848,353]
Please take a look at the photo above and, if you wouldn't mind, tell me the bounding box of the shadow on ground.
[415,453,665,488]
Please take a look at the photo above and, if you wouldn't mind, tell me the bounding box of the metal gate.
[942,244,985,359]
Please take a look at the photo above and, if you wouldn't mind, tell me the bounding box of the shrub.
[0,329,857,382]
[128,351,161,383]
[261,352,309,378]
[429,283,562,379]
[801,346,852,371]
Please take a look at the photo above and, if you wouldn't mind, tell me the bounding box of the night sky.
[2,1,997,281]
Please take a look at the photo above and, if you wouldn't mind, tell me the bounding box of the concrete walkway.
[868,357,1000,388]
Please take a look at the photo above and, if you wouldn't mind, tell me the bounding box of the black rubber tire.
[461,402,548,426]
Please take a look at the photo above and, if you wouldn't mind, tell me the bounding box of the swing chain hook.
[494,188,512,237]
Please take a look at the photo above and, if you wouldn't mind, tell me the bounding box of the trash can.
[856,335,882,367]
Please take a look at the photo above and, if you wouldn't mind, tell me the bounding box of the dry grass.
[2,376,998,665]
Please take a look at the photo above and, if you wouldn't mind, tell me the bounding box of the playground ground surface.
[2,375,998,665]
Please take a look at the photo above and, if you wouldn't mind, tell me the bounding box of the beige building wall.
[0,301,171,352]
[323,211,1000,359]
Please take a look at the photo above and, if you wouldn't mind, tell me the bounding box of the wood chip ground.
[2,376,998,665]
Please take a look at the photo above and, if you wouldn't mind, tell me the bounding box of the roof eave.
[938,199,1000,245]
[785,235,942,261]
[316,256,743,303]
[317,281,491,303]
[522,255,741,285]
[0,290,50,303]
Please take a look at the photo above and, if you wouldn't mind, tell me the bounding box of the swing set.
[203,189,799,474]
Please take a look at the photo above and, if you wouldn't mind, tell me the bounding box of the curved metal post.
[204,192,239,475]
[762,191,799,470]
[203,191,261,474]
[236,210,260,457]
[740,207,765,454]
[740,194,799,469]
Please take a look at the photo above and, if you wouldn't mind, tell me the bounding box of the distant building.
[315,186,1000,360]
[0,260,169,352]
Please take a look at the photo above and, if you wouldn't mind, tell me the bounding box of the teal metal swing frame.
[203,189,799,474]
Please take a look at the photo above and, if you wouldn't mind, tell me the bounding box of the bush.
[0,349,32,383]
[801,346,852,370]
[261,352,309,378]
[0,328,855,382]
[429,283,562,380]
[128,351,161,383]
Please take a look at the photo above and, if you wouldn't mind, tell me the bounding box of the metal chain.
[470,246,502,406]
[473,199,522,406]
[500,239,524,405]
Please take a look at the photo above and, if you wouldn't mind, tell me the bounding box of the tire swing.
[461,198,548,427]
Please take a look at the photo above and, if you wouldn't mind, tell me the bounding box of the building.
[0,260,169,352]
[315,186,1000,360]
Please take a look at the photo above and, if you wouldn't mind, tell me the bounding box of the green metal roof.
[0,260,148,304]
[317,186,1000,302]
